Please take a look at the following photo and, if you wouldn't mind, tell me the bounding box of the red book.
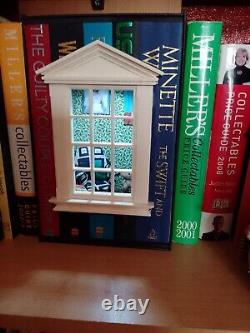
[200,44,250,241]
[23,24,60,237]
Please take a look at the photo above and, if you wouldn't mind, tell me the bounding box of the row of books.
[0,14,249,252]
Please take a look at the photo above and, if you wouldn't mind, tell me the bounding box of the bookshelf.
[0,235,249,332]
[0,1,249,332]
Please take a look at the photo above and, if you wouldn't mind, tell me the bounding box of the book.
[133,17,184,246]
[23,23,60,238]
[171,21,222,245]
[114,21,134,56]
[83,22,113,45]
[49,17,84,61]
[0,22,39,234]
[200,44,250,241]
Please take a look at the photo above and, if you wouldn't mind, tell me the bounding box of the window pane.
[72,89,89,115]
[93,118,111,143]
[115,119,133,143]
[93,90,111,115]
[114,172,132,194]
[74,170,92,192]
[74,146,91,168]
[93,146,111,169]
[114,90,134,116]
[114,147,133,169]
[94,172,111,193]
[72,118,90,142]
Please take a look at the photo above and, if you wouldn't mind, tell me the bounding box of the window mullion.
[110,89,115,196]
[89,89,95,195]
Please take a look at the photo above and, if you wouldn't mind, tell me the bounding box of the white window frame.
[49,83,154,216]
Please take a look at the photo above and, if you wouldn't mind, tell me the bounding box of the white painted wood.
[133,86,153,204]
[36,40,163,85]
[38,41,162,216]
[49,197,154,216]
[49,84,72,201]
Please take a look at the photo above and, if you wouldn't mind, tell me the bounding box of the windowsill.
[49,197,154,216]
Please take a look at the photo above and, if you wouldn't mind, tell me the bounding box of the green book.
[172,21,222,245]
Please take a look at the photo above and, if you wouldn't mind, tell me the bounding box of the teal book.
[83,22,113,45]
[172,21,222,245]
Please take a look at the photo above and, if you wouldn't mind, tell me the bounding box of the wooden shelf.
[0,236,249,332]
[18,0,181,17]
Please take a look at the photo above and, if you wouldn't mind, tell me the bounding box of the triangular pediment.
[36,40,163,85]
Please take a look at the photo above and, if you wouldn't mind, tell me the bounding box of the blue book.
[90,214,114,240]
[83,22,113,45]
[133,18,184,246]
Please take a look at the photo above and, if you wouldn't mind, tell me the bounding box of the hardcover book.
[172,21,222,245]
[0,22,38,234]
[23,24,60,238]
[133,17,184,245]
[200,44,250,241]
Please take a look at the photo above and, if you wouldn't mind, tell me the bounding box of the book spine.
[0,143,13,239]
[200,44,250,240]
[172,21,222,245]
[83,22,113,45]
[133,18,184,245]
[0,22,39,234]
[114,21,134,56]
[49,18,84,61]
[23,24,60,237]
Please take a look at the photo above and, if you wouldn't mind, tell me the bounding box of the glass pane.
[114,147,132,169]
[72,89,89,115]
[93,118,111,143]
[114,172,132,194]
[93,90,111,115]
[94,172,111,193]
[93,146,111,169]
[74,146,91,168]
[72,118,90,142]
[74,170,92,192]
[114,90,134,116]
[115,119,133,143]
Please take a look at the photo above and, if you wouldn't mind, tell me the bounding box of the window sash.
[70,86,135,201]
[49,83,153,215]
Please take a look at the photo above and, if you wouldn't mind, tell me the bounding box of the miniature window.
[72,88,134,198]
[36,41,162,216]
